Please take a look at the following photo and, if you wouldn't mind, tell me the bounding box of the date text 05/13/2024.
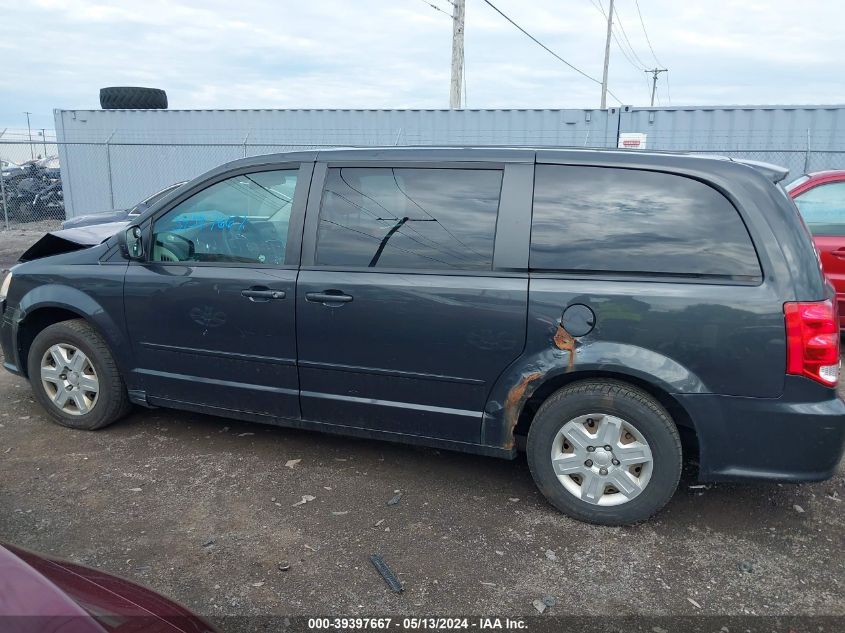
[306,617,528,630]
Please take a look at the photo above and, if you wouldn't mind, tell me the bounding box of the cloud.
[0,0,843,131]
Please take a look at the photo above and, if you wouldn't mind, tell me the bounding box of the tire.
[27,319,132,430]
[99,86,168,110]
[526,380,682,525]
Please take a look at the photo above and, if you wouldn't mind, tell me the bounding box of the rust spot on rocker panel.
[501,324,579,449]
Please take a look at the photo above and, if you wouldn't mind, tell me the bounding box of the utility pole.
[24,112,34,159]
[645,68,668,106]
[600,0,615,109]
[450,0,466,109]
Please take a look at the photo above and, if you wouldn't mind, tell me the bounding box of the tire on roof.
[99,87,168,110]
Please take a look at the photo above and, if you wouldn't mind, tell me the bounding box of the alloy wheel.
[40,343,100,415]
[550,413,654,506]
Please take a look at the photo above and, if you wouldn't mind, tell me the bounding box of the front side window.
[151,169,297,265]
[314,167,502,270]
[530,165,761,279]
[794,181,845,236]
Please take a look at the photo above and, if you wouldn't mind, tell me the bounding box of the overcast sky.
[1,0,842,132]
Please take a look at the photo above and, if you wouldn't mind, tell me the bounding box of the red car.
[0,543,217,633]
[787,170,845,328]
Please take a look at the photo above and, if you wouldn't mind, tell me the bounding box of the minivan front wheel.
[40,343,100,415]
[27,319,132,430]
[527,380,682,525]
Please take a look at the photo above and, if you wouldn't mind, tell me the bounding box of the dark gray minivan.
[2,148,844,525]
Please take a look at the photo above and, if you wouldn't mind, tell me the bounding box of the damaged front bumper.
[0,304,23,376]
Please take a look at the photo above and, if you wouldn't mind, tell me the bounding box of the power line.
[664,69,672,105]
[336,167,479,263]
[590,0,652,101]
[389,169,487,259]
[593,0,650,71]
[416,0,452,18]
[412,0,464,109]
[614,27,644,71]
[596,0,669,106]
[481,0,622,104]
[336,170,478,263]
[613,5,650,69]
[612,31,641,70]
[327,186,477,265]
[633,0,664,67]
[589,1,605,17]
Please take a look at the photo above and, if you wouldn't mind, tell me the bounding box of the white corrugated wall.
[53,105,845,217]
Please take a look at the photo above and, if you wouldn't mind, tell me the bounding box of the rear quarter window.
[530,165,761,280]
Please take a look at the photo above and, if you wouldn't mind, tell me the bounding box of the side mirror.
[125,225,144,260]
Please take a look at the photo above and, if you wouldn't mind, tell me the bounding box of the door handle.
[832,249,845,259]
[241,288,286,301]
[305,291,353,305]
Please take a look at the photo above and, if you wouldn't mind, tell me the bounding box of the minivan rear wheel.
[27,319,132,430]
[527,380,682,525]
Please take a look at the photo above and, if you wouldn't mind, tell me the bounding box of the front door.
[124,164,310,419]
[296,162,529,443]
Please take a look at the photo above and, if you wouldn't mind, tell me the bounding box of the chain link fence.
[1,138,844,230]
[1,135,61,228]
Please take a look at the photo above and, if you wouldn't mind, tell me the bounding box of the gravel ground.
[0,229,843,625]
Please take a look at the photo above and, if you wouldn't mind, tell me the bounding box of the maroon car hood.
[0,545,97,632]
[0,544,216,633]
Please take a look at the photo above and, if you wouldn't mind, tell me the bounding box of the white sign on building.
[618,132,648,149]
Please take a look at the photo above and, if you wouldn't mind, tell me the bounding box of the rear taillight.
[784,299,840,386]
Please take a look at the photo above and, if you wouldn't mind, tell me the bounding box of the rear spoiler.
[730,158,789,183]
